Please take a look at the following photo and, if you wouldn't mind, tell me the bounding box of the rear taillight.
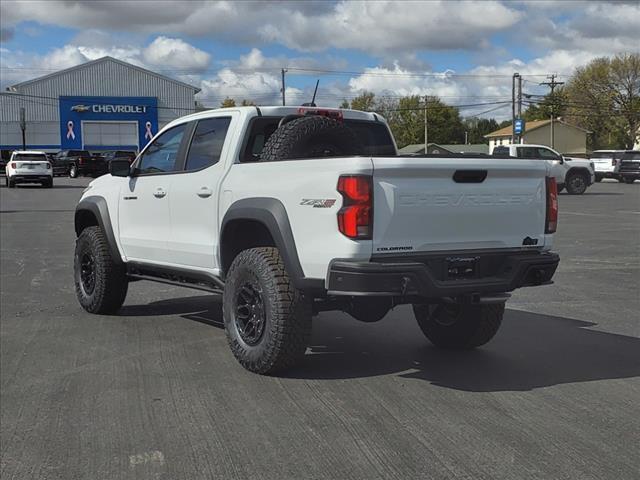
[545,176,558,234]
[10,162,16,169]
[46,162,51,169]
[337,175,372,239]
[79,158,85,165]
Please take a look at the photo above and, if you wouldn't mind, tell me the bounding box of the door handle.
[197,187,213,198]
[153,187,167,198]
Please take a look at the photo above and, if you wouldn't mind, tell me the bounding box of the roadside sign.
[514,118,525,135]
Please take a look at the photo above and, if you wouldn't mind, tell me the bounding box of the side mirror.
[109,159,131,177]
[559,156,565,165]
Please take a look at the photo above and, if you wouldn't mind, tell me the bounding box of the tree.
[240,99,256,106]
[220,97,236,108]
[463,117,500,144]
[348,91,376,112]
[564,53,640,149]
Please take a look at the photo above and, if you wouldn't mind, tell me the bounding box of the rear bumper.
[620,171,640,179]
[327,250,560,298]
[10,174,52,183]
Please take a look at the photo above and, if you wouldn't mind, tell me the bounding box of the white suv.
[5,151,53,188]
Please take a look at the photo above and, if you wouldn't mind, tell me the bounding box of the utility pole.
[512,72,519,143]
[517,74,522,120]
[424,96,428,154]
[281,68,287,106]
[540,74,564,149]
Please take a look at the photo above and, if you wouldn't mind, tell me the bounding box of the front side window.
[517,147,536,158]
[185,117,231,171]
[536,147,560,160]
[137,124,186,174]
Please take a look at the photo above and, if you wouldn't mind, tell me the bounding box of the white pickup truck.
[74,106,560,374]
[492,144,595,194]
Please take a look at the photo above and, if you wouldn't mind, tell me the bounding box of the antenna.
[301,79,320,107]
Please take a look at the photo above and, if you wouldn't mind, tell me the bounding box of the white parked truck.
[73,106,560,374]
[492,143,595,194]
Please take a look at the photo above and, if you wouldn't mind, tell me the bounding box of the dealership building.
[0,56,200,154]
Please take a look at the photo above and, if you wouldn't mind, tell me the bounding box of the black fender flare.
[220,197,323,291]
[75,195,123,266]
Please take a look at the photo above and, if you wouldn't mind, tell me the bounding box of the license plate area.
[446,256,479,280]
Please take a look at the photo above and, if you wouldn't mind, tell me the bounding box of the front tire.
[623,177,635,184]
[69,164,78,178]
[413,302,504,349]
[74,226,128,314]
[223,247,312,374]
[565,171,588,194]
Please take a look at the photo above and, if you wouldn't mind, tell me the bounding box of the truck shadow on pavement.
[292,308,640,392]
[121,296,640,392]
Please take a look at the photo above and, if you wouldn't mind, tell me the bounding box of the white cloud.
[143,36,211,72]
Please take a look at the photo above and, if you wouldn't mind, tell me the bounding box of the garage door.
[82,121,138,149]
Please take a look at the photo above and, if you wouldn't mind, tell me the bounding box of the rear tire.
[7,177,15,188]
[595,176,602,182]
[43,178,53,188]
[565,171,588,194]
[623,177,635,184]
[413,302,504,349]
[223,247,312,374]
[74,226,128,314]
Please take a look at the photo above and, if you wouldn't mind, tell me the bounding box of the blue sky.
[1,1,639,118]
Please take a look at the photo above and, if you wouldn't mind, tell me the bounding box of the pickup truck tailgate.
[372,157,548,254]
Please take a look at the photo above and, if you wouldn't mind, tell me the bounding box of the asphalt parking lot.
[1,177,639,480]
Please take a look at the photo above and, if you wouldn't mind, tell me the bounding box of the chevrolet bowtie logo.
[71,104,90,112]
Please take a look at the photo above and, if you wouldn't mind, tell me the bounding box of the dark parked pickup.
[51,150,108,178]
[618,151,640,184]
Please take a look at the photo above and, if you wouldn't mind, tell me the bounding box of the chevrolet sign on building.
[0,56,200,154]
[60,96,158,150]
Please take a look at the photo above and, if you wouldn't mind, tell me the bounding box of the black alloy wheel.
[234,282,266,346]
[566,172,587,194]
[79,251,96,296]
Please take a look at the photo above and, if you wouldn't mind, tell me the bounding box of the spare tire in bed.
[260,115,362,162]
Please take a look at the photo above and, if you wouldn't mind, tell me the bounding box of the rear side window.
[137,124,186,174]
[185,117,231,171]
[69,150,90,156]
[344,120,395,156]
[14,154,47,161]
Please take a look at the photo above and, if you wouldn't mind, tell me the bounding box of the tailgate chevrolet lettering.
[398,192,535,207]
